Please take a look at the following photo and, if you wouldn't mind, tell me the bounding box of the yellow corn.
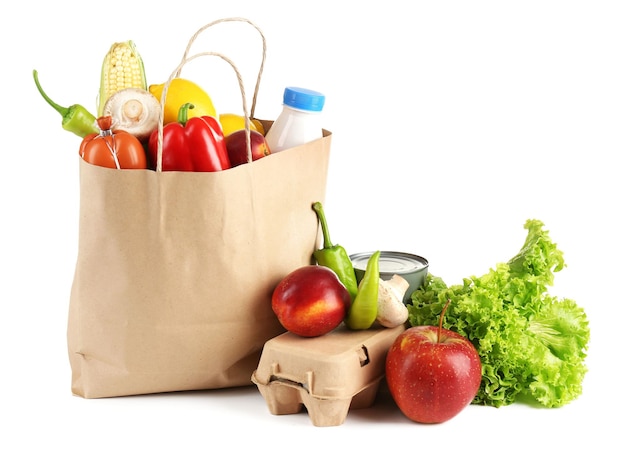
[97,40,147,116]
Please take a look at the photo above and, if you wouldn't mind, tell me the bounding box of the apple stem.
[437,299,452,343]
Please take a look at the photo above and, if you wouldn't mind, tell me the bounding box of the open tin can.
[350,251,429,303]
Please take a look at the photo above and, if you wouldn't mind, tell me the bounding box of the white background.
[2,1,623,449]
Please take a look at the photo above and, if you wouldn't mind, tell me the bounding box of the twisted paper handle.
[155,17,267,172]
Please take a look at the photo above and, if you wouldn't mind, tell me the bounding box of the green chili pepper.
[33,69,99,138]
[345,250,380,330]
[312,201,359,302]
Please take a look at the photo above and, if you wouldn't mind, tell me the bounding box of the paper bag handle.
[176,17,266,120]
[155,18,267,172]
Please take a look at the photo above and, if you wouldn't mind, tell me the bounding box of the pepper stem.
[312,202,334,250]
[178,102,195,127]
[32,69,69,117]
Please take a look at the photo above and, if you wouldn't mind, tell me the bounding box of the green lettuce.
[407,219,590,408]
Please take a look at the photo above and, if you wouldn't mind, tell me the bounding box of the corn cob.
[97,40,147,116]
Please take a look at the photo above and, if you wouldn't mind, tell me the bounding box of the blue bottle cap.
[283,87,325,112]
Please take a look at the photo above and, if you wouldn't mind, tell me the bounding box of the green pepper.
[33,69,99,138]
[345,250,380,330]
[312,201,359,302]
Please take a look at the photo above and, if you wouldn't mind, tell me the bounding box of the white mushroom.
[102,87,161,143]
[376,274,410,328]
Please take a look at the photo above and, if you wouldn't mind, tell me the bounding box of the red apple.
[225,129,271,167]
[272,265,351,338]
[385,300,482,424]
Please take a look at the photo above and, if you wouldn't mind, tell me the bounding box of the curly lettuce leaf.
[407,220,589,408]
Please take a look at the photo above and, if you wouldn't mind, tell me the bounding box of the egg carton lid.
[252,324,405,400]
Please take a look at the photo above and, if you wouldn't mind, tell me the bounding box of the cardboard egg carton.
[251,324,405,427]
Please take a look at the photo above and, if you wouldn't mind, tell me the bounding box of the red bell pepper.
[148,103,231,172]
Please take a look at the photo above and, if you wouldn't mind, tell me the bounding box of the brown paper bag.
[67,18,331,398]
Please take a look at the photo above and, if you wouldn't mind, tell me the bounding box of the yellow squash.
[149,78,217,125]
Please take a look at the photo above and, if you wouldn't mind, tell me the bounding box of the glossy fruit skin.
[218,113,259,137]
[225,129,271,167]
[271,265,351,337]
[251,119,265,135]
[385,325,482,424]
[149,78,216,125]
